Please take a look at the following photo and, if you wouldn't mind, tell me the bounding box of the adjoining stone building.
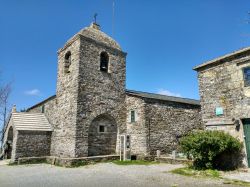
[1,22,202,162]
[194,47,250,167]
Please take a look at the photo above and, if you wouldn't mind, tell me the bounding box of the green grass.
[112,160,159,165]
[171,167,250,186]
[8,162,18,166]
[171,167,220,179]
[170,184,178,187]
[69,160,90,168]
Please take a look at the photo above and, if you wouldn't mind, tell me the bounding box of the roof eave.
[193,47,250,71]
[126,89,200,106]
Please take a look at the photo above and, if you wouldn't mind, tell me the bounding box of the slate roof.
[11,112,53,131]
[59,23,122,53]
[126,90,200,106]
[193,46,250,71]
[78,23,122,50]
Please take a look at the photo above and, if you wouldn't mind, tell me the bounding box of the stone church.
[2,22,202,162]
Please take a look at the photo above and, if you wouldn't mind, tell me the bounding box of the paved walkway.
[0,163,238,187]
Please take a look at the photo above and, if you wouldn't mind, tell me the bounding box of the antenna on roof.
[93,13,98,24]
[112,0,115,36]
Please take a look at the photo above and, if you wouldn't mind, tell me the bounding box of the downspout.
[148,118,151,155]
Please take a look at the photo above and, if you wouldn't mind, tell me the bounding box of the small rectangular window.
[99,125,105,133]
[131,110,135,122]
[243,67,250,87]
[41,105,45,113]
[126,135,131,149]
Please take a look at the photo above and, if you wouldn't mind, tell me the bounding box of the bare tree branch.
[0,79,11,148]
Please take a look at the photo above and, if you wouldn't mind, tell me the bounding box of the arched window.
[64,51,71,73]
[100,52,109,72]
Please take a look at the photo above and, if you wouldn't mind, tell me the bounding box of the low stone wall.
[18,155,120,167]
[155,157,193,165]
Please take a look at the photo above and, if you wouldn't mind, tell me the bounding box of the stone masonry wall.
[197,51,250,167]
[74,36,127,157]
[145,98,202,155]
[27,97,57,156]
[197,51,250,142]
[15,131,51,159]
[126,94,202,157]
[126,95,148,156]
[53,37,81,157]
[88,115,117,156]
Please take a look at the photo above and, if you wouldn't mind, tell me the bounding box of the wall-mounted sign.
[215,107,223,116]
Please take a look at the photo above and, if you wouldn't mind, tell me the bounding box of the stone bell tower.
[52,22,127,158]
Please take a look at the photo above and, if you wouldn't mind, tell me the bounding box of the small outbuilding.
[2,110,52,161]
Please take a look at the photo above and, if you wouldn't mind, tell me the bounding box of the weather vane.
[94,13,98,23]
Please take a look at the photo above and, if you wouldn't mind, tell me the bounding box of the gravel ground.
[0,163,238,187]
[223,170,250,183]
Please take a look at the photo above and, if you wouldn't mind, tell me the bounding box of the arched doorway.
[88,114,117,156]
[6,126,13,159]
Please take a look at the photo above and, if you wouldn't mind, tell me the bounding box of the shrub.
[180,130,243,170]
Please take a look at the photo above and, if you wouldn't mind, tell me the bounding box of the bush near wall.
[180,130,243,170]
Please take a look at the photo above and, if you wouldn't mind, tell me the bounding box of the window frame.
[98,125,106,133]
[243,66,250,87]
[130,110,135,123]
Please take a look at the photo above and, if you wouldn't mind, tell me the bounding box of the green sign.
[216,107,223,116]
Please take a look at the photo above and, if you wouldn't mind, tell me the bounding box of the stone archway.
[88,114,117,156]
[6,126,13,159]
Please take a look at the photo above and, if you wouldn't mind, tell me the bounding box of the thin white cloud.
[24,89,41,96]
[157,89,181,97]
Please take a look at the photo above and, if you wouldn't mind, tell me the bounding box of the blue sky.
[1,0,250,111]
